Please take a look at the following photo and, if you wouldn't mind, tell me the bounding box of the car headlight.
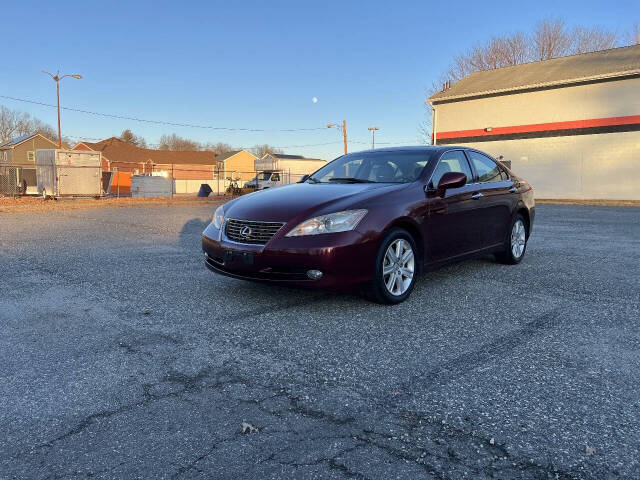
[213,205,225,229]
[286,209,367,237]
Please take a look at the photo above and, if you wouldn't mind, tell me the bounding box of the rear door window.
[468,151,503,183]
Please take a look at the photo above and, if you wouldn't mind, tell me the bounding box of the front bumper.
[201,222,377,289]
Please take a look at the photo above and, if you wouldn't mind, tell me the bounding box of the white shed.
[131,174,173,198]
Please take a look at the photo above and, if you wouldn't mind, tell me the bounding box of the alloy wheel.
[511,219,526,259]
[382,239,415,296]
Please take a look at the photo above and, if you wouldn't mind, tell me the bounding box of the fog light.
[307,269,323,280]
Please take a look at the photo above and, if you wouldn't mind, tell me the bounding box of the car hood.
[224,182,405,223]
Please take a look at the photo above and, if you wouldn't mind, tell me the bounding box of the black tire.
[369,228,418,304]
[496,213,528,265]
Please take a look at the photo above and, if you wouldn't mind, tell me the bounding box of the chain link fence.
[105,167,309,198]
[1,164,310,198]
[186,169,307,197]
[0,166,24,196]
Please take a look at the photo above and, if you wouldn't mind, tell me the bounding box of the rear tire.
[369,228,418,304]
[496,213,528,264]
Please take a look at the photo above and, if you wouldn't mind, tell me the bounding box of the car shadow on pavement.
[179,217,211,250]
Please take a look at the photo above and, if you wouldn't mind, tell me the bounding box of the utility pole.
[368,126,379,149]
[342,120,347,155]
[327,121,348,154]
[42,70,82,148]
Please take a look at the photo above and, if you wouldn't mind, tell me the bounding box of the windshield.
[309,150,434,183]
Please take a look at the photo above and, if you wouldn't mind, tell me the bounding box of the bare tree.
[251,144,283,157]
[158,133,202,151]
[120,129,147,148]
[501,32,531,66]
[627,23,640,45]
[435,30,531,90]
[157,134,235,153]
[203,142,236,155]
[532,19,618,59]
[0,105,58,144]
[571,26,618,54]
[0,106,30,143]
[469,34,529,71]
[532,18,574,60]
[31,118,58,143]
[424,18,630,139]
[418,96,434,145]
[438,18,622,86]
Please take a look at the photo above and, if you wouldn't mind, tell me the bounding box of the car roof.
[351,145,468,154]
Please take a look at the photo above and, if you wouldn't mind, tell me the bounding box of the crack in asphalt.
[170,435,240,479]
[32,366,244,450]
[19,302,591,480]
[27,360,585,480]
[8,256,616,479]
[368,411,582,480]
[5,205,639,479]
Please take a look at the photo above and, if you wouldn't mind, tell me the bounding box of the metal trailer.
[36,149,102,198]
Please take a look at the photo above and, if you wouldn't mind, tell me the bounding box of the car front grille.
[225,218,285,245]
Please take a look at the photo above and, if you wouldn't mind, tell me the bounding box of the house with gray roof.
[0,133,59,194]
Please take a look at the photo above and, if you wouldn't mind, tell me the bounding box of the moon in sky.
[312,97,318,103]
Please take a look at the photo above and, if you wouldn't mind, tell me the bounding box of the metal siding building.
[428,45,640,200]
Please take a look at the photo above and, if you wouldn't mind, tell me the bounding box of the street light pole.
[368,126,379,149]
[342,120,347,154]
[327,121,348,154]
[55,79,61,148]
[42,70,82,148]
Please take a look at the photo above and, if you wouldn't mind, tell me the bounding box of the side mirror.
[434,172,467,197]
[299,174,310,183]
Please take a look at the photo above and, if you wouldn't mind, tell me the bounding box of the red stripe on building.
[436,114,640,140]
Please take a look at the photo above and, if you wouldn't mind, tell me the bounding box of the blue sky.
[0,0,635,159]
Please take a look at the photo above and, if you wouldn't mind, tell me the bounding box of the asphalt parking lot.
[1,203,639,479]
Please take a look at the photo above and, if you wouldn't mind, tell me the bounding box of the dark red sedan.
[202,146,534,303]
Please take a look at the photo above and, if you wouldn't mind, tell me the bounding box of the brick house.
[428,44,640,200]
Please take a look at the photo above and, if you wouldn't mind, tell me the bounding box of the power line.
[61,133,346,151]
[349,140,421,146]
[272,141,344,149]
[62,132,418,151]
[2,94,423,150]
[0,94,328,132]
[65,133,418,150]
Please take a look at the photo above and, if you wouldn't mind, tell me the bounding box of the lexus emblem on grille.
[239,226,252,238]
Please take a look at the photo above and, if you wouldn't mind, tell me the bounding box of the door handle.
[471,192,483,200]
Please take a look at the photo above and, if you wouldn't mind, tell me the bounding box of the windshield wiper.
[328,177,374,183]
[308,176,321,183]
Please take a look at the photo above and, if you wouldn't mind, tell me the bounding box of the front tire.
[370,228,417,304]
[496,214,528,264]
